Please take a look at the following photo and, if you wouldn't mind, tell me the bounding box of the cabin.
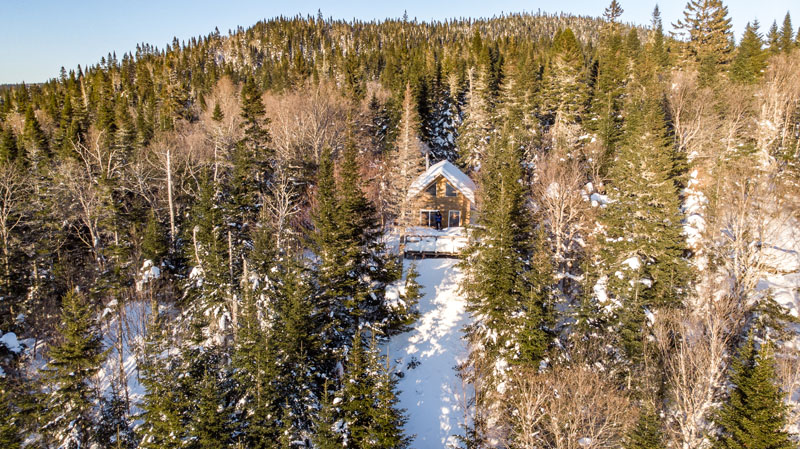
[406,160,477,229]
[401,160,476,257]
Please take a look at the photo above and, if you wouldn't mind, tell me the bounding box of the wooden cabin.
[406,160,477,229]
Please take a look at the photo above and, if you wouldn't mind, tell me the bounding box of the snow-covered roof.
[407,160,477,204]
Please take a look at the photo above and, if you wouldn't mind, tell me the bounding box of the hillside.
[1,2,800,448]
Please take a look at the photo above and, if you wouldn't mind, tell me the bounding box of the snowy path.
[386,258,471,448]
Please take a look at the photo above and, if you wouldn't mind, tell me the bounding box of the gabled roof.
[407,160,477,204]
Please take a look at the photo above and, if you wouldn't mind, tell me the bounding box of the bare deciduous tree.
[505,364,634,449]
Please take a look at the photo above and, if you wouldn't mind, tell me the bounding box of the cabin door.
[448,210,461,228]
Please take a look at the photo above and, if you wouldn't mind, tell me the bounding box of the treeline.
[0,0,799,448]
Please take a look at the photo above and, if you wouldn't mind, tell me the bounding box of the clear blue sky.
[1,0,796,84]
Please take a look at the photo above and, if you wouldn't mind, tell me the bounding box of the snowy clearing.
[386,258,471,448]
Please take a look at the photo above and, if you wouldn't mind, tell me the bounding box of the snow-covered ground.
[386,258,471,448]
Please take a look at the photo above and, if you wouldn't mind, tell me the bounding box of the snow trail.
[386,258,471,448]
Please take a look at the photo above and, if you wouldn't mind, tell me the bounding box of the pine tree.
[713,337,796,449]
[625,405,666,449]
[731,21,766,84]
[674,0,734,84]
[42,289,106,449]
[779,12,794,53]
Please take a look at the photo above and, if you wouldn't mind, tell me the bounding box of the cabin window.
[445,183,457,197]
[448,210,461,227]
[426,183,437,196]
[420,210,437,227]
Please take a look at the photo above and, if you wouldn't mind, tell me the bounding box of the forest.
[0,0,799,447]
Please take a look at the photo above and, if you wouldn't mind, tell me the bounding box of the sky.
[1,0,797,84]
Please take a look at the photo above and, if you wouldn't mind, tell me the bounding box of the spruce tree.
[541,28,588,137]
[597,53,688,373]
[592,3,629,167]
[462,120,554,372]
[389,83,427,226]
[0,379,22,449]
[22,106,49,165]
[138,312,186,449]
[231,278,281,448]
[311,382,342,449]
[456,64,494,172]
[779,12,794,53]
[767,21,781,54]
[313,141,401,373]
[338,331,377,448]
[192,368,231,449]
[625,405,666,449]
[674,0,734,84]
[731,21,766,84]
[714,337,796,449]
[271,257,321,434]
[42,289,106,449]
[369,342,412,449]
[0,126,19,163]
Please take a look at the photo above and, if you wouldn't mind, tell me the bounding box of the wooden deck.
[400,230,468,258]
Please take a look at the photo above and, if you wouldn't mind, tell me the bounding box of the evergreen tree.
[462,120,554,372]
[191,368,231,449]
[592,3,629,166]
[42,289,106,449]
[313,141,401,373]
[779,12,794,53]
[674,0,734,84]
[138,313,186,449]
[311,382,342,449]
[731,21,766,84]
[96,385,136,449]
[713,337,796,449]
[389,83,427,226]
[456,65,494,172]
[231,278,281,448]
[597,57,689,373]
[0,126,19,163]
[625,405,666,449]
[767,21,781,54]
[650,6,670,68]
[541,28,589,139]
[271,258,321,434]
[370,343,412,449]
[0,379,22,449]
[22,105,49,165]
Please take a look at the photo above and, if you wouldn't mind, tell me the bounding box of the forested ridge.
[1,1,800,447]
